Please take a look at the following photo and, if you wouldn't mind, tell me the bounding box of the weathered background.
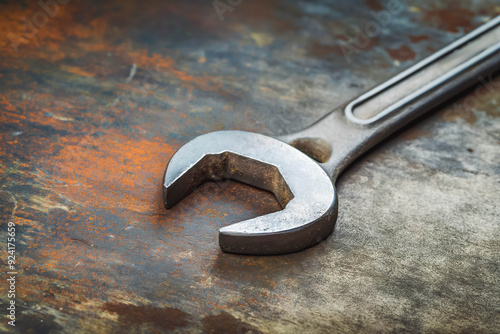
[1,0,499,333]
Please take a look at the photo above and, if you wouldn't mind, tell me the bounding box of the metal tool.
[163,16,500,255]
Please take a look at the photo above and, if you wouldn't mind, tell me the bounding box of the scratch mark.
[44,112,74,122]
[125,63,137,83]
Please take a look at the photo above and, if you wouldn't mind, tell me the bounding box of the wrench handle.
[281,16,500,181]
[345,16,500,125]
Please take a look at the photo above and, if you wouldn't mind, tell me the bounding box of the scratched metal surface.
[1,0,499,333]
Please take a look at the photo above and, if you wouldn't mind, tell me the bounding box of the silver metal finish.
[164,16,500,255]
[345,15,500,125]
[163,131,336,254]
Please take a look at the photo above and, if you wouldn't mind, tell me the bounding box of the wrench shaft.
[280,16,500,181]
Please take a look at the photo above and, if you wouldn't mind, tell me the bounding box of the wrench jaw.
[163,152,295,210]
[219,197,338,255]
[163,130,337,255]
[163,153,233,209]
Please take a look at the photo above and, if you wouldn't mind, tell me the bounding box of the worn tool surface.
[164,18,500,255]
[0,0,499,333]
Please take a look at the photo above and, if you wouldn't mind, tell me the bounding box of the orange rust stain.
[18,237,116,305]
[442,79,499,125]
[1,3,77,61]
[0,3,226,97]
[61,65,95,78]
[335,34,349,42]
[226,0,296,33]
[409,35,429,43]
[386,44,416,62]
[423,6,474,33]
[102,303,190,331]
[48,130,174,213]
[202,312,263,334]
[125,49,222,93]
[0,92,94,136]
[442,105,477,125]
[365,0,384,11]
[0,94,20,113]
[20,273,91,305]
[311,41,344,57]
[399,128,429,141]
[0,2,208,88]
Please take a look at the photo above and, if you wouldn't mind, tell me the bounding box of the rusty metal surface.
[0,0,499,333]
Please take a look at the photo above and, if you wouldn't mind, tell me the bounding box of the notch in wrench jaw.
[163,16,500,255]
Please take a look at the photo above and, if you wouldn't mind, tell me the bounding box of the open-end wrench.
[163,17,500,255]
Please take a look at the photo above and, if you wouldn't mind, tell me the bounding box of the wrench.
[163,16,500,255]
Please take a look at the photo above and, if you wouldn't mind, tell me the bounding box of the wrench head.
[163,130,337,255]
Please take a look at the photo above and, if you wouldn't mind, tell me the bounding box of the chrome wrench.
[163,16,500,255]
